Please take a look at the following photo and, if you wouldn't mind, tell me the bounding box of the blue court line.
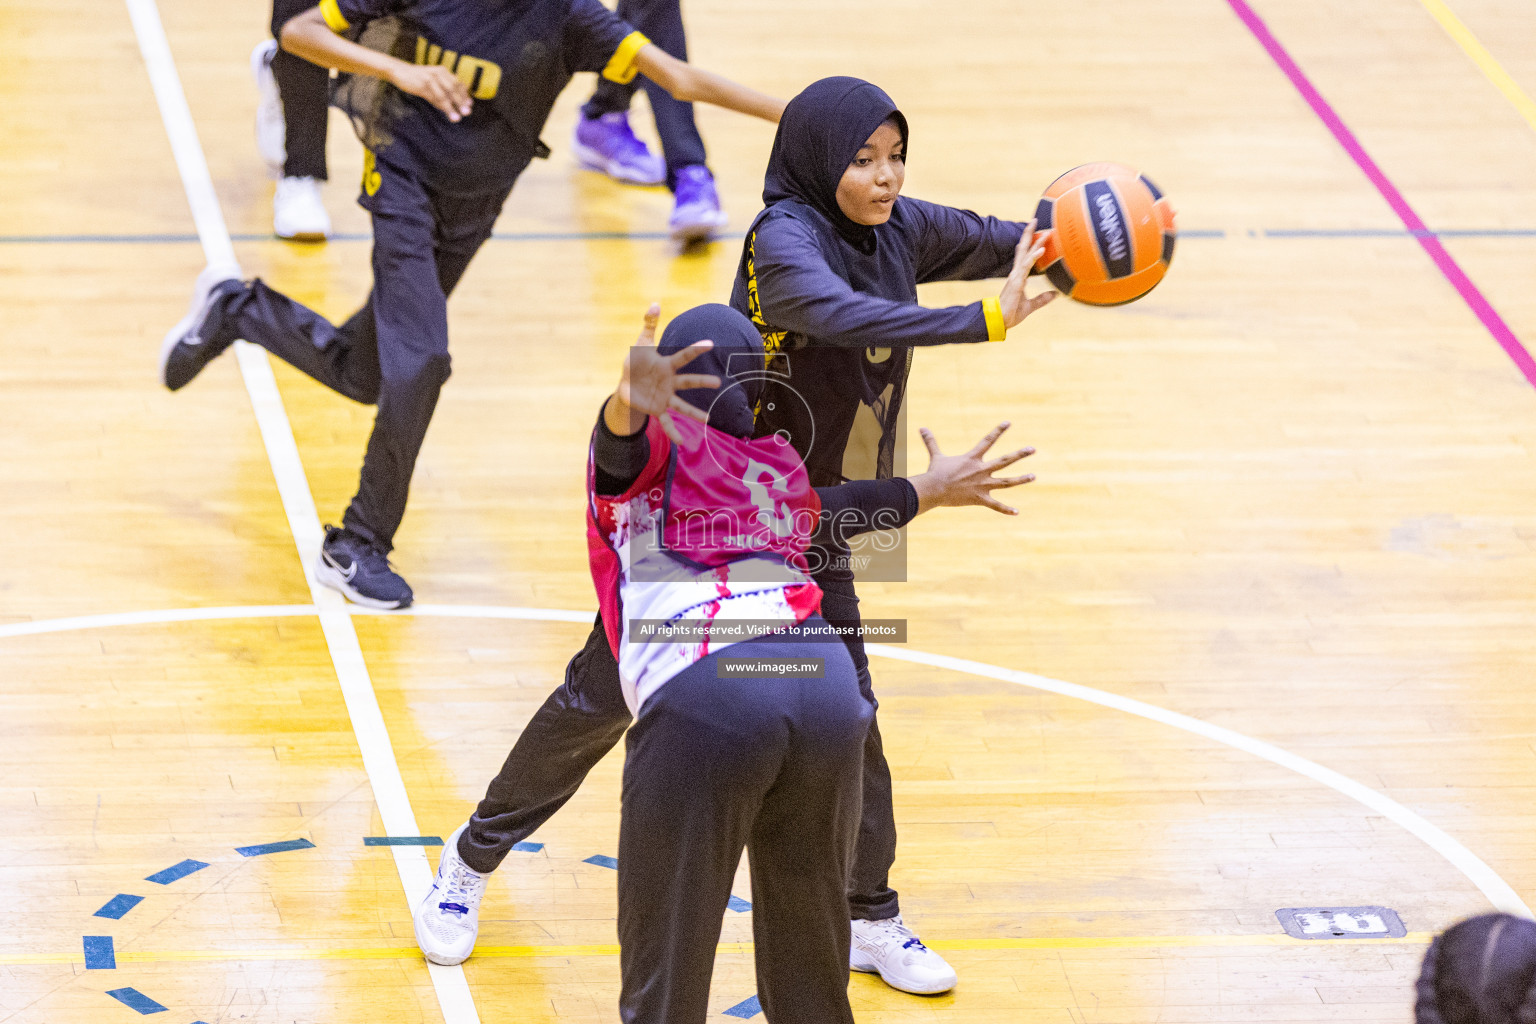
[235,838,315,857]
[83,935,116,969]
[513,841,544,852]
[363,836,442,846]
[583,854,618,869]
[723,994,762,1018]
[0,229,745,245]
[94,894,144,919]
[144,860,208,885]
[6,227,1536,245]
[106,988,167,1014]
[727,895,751,913]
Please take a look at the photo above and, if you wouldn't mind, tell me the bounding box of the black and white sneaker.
[316,525,414,609]
[159,263,245,391]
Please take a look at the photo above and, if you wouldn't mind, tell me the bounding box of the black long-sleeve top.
[730,196,1024,486]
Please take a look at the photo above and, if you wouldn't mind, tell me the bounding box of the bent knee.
[381,351,452,393]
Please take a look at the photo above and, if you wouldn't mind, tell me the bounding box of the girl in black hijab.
[728,75,1056,995]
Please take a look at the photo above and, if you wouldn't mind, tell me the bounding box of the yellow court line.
[0,933,1433,967]
[1418,0,1536,135]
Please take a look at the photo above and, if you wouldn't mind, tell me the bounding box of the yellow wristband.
[319,0,349,31]
[982,297,1006,341]
[601,31,651,84]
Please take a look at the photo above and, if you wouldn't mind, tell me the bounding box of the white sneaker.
[273,176,331,241]
[849,915,957,995]
[251,39,285,176]
[413,823,488,966]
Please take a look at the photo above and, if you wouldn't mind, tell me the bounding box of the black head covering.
[762,76,908,248]
[656,304,765,440]
[1415,913,1536,1024]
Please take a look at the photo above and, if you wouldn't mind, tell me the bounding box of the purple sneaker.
[669,165,728,243]
[572,112,665,186]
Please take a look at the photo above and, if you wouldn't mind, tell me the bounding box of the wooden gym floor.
[3,0,1536,1021]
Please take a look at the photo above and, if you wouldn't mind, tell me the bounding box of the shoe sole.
[275,229,329,243]
[669,214,729,244]
[570,139,665,186]
[251,40,285,175]
[158,272,241,390]
[314,559,412,610]
[157,306,203,389]
[848,957,956,995]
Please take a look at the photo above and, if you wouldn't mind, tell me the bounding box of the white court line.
[121,1,480,1019]
[7,600,1531,918]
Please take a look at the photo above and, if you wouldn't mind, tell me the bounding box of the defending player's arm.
[631,48,784,123]
[279,8,473,122]
[812,422,1035,553]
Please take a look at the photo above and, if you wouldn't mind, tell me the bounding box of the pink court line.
[1225,0,1536,390]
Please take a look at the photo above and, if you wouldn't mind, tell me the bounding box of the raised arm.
[280,7,474,121]
[632,46,784,123]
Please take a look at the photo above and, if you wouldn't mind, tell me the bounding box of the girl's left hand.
[609,304,721,443]
[998,220,1058,329]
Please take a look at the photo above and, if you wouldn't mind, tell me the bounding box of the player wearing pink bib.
[589,303,868,1023]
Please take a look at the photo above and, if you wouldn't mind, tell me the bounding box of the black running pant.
[219,157,508,551]
[618,624,866,1024]
[580,0,708,188]
[462,571,905,922]
[271,0,330,180]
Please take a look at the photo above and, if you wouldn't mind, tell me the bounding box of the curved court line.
[5,601,1529,917]
[1226,0,1536,391]
[1417,0,1536,136]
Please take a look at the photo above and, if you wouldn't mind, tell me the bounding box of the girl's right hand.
[607,304,721,443]
[388,62,473,122]
[908,422,1035,516]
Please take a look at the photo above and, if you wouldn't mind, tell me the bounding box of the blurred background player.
[158,0,782,609]
[1416,912,1536,1024]
[252,0,334,240]
[570,0,726,242]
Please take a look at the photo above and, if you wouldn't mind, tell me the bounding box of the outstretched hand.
[605,304,721,444]
[908,422,1035,516]
[998,219,1058,330]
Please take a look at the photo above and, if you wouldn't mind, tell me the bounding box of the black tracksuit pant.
[461,571,905,922]
[271,0,330,181]
[218,156,507,551]
[617,623,867,1024]
[579,0,708,188]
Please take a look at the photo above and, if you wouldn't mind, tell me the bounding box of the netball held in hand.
[1032,162,1177,306]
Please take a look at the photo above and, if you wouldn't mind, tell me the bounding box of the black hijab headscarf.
[1416,913,1536,1024]
[656,304,765,440]
[761,76,909,249]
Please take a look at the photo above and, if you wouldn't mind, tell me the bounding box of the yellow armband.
[601,31,651,84]
[319,0,349,31]
[982,297,1007,341]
